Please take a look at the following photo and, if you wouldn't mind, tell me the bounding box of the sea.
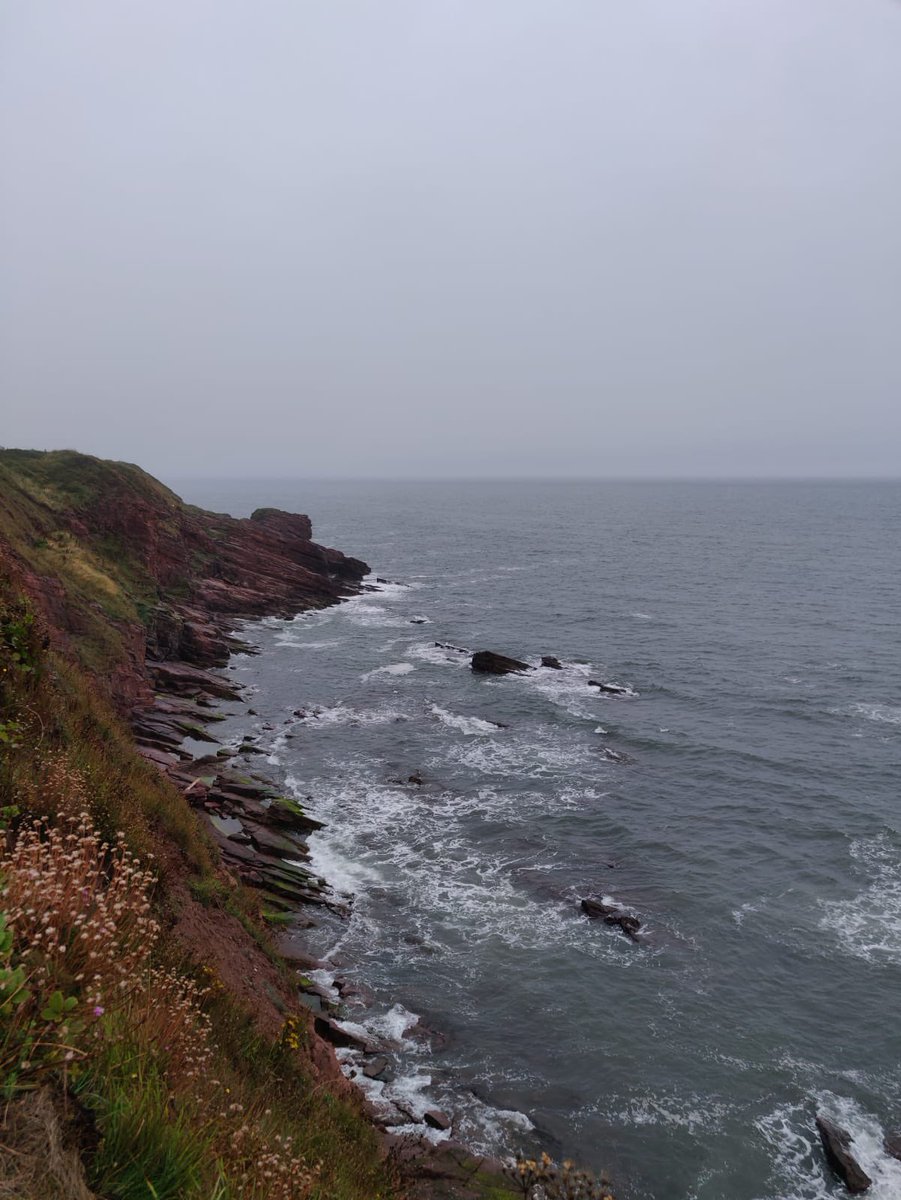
[172,479,901,1200]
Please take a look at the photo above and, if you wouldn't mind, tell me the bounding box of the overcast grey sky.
[2,2,900,479]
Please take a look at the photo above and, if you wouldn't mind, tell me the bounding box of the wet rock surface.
[471,650,532,675]
[815,1115,872,1193]
[581,897,642,942]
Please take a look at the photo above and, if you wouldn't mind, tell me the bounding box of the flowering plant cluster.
[0,807,319,1197]
[507,1151,615,1200]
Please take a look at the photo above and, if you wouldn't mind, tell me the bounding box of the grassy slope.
[0,451,401,1199]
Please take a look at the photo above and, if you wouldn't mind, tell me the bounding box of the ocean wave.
[848,702,901,727]
[408,641,472,668]
[274,635,341,650]
[597,1090,737,1134]
[437,731,598,781]
[340,601,410,629]
[361,662,416,681]
[363,575,420,598]
[430,704,501,735]
[754,1094,901,1200]
[819,834,901,964]
[290,702,410,728]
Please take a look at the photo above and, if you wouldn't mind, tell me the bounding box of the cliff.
[0,448,368,708]
[0,449,520,1200]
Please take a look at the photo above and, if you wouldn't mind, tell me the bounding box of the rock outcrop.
[471,650,532,676]
[815,1115,872,1193]
[0,450,369,712]
[588,680,628,695]
[581,897,642,942]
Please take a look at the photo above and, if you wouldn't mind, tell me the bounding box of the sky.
[2,1,900,480]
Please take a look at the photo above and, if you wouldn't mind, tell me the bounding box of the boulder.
[541,656,563,669]
[363,1056,391,1080]
[471,650,531,676]
[423,1108,452,1132]
[816,1115,872,1193]
[313,1016,371,1052]
[581,897,642,942]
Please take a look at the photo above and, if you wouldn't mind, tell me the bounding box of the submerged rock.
[588,680,628,695]
[581,897,642,942]
[541,655,563,669]
[815,1115,872,1193]
[471,650,531,676]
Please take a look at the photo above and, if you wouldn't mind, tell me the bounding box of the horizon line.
[164,473,901,485]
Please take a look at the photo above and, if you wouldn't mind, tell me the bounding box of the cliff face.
[0,449,368,707]
[0,449,520,1200]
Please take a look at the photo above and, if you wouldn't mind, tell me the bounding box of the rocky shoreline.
[124,511,519,1191]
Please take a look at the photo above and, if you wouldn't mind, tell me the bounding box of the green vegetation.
[0,590,401,1199]
[0,453,405,1198]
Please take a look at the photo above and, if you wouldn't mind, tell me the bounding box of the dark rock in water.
[884,1131,901,1161]
[471,650,531,676]
[588,680,628,695]
[435,641,470,654]
[600,747,634,764]
[423,1108,452,1131]
[410,617,427,624]
[314,1016,371,1052]
[581,897,642,942]
[541,655,563,669]
[363,1055,391,1080]
[816,1115,872,1193]
[408,772,425,786]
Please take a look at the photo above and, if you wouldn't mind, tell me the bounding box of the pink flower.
[93,1006,104,1017]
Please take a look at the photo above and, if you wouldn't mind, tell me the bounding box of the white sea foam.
[630,612,654,620]
[430,705,500,735]
[527,660,599,718]
[361,662,416,681]
[303,831,383,897]
[291,702,409,728]
[341,601,409,629]
[438,730,597,781]
[819,835,901,964]
[274,634,341,650]
[849,702,901,727]
[603,1091,735,1134]
[452,1095,536,1158]
[299,768,623,962]
[365,1003,421,1046]
[362,575,419,598]
[408,641,471,667]
[755,1094,901,1200]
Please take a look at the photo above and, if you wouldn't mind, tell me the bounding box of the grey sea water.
[174,480,901,1200]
